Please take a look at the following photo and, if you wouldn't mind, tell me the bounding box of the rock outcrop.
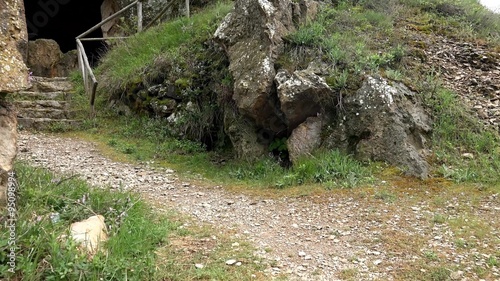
[101,0,121,38]
[0,0,29,92]
[27,39,78,77]
[275,69,332,130]
[1,0,27,207]
[215,0,318,159]
[0,103,18,207]
[326,76,432,179]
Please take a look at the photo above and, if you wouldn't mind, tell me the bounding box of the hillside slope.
[74,0,500,184]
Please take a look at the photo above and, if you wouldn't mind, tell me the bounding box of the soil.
[17,132,500,280]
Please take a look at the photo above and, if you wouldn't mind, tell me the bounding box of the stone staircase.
[12,76,80,130]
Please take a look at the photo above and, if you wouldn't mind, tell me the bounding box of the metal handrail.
[76,0,142,116]
[76,40,98,116]
[77,0,190,116]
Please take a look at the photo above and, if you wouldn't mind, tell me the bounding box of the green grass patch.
[70,115,373,190]
[96,1,233,95]
[422,81,500,184]
[0,163,261,280]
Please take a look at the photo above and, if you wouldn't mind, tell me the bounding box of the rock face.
[327,76,432,179]
[0,0,27,207]
[101,0,121,38]
[0,0,29,92]
[215,0,318,159]
[275,69,332,130]
[27,39,78,77]
[0,103,18,207]
[287,116,322,163]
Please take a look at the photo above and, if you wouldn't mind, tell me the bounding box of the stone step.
[16,108,77,119]
[11,91,70,101]
[29,76,73,92]
[18,118,81,130]
[14,100,68,110]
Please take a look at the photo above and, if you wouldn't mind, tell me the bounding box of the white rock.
[450,270,464,280]
[195,263,204,269]
[226,259,237,265]
[463,152,476,159]
[68,215,108,258]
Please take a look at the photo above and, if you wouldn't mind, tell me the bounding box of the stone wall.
[0,0,29,93]
[0,0,27,207]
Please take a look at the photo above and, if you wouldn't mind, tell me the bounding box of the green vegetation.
[421,79,500,183]
[96,2,233,94]
[0,163,261,280]
[229,149,371,189]
[282,0,500,184]
[66,0,500,188]
[65,114,372,189]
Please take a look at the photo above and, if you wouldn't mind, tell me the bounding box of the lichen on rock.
[215,0,319,159]
[0,0,29,93]
[326,75,432,179]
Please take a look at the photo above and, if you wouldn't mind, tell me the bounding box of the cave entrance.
[24,0,107,65]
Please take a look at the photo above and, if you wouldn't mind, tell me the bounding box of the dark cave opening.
[24,0,107,64]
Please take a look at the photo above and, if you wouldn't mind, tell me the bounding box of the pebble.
[195,263,204,269]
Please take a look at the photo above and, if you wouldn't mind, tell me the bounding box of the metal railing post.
[76,0,186,118]
[137,1,143,32]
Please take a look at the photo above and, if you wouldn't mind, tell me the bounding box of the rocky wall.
[0,0,27,207]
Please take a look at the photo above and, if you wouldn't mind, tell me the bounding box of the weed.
[427,267,450,281]
[0,163,174,280]
[374,190,396,203]
[487,256,498,267]
[423,82,500,184]
[339,268,358,280]
[432,213,446,224]
[385,69,403,81]
[424,251,439,261]
[0,163,261,280]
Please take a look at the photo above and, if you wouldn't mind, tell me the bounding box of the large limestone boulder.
[101,0,121,38]
[0,0,29,92]
[275,69,333,130]
[327,76,432,179]
[215,0,318,159]
[27,39,78,77]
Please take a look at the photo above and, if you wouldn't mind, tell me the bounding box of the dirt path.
[17,132,500,280]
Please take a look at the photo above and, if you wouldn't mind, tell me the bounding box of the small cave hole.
[24,0,108,65]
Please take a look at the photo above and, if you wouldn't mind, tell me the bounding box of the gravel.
[17,132,500,280]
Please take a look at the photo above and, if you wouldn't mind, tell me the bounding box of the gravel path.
[17,132,500,280]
